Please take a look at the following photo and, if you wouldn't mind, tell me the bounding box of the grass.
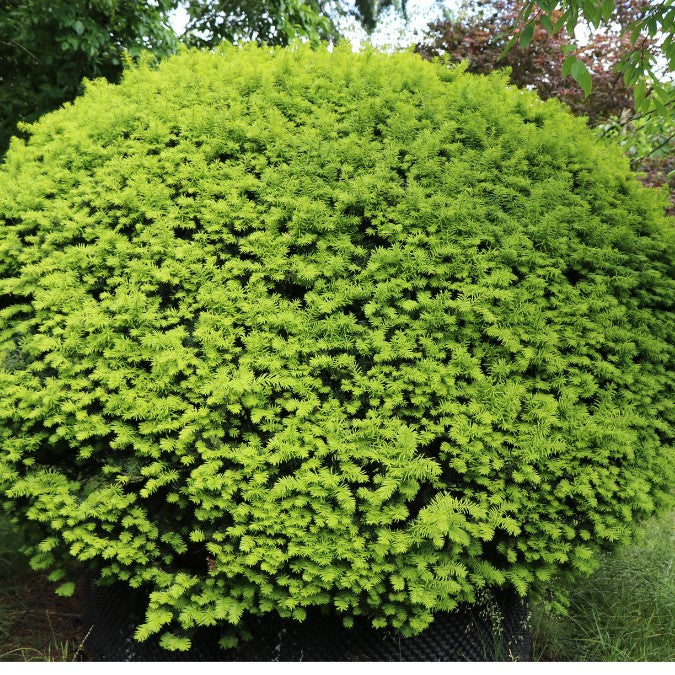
[531,511,675,662]
[0,510,672,661]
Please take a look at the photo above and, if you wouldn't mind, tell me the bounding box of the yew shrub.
[0,44,672,652]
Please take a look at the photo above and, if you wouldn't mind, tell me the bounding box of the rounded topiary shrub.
[0,43,673,653]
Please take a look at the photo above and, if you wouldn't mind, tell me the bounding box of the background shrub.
[0,43,672,652]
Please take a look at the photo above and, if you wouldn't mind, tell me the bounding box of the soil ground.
[0,567,85,662]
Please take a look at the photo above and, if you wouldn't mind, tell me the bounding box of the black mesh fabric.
[82,575,531,662]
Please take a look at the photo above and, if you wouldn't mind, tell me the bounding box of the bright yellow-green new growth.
[0,43,673,652]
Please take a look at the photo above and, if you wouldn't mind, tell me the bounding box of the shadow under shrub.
[0,513,85,661]
[0,43,673,655]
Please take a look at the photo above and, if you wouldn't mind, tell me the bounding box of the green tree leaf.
[562,54,577,77]
[571,58,592,97]
[519,22,535,48]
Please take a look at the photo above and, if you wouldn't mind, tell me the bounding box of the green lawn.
[532,511,675,661]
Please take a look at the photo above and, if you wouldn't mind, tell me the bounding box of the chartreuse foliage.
[0,43,673,653]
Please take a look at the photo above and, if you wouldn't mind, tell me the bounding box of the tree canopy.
[417,0,635,123]
[179,0,407,47]
[504,0,674,109]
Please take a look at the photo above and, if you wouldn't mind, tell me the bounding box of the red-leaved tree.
[415,0,650,123]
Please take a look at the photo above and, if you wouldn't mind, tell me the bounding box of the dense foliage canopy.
[0,44,672,652]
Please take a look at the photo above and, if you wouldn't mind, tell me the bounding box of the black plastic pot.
[82,575,531,662]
